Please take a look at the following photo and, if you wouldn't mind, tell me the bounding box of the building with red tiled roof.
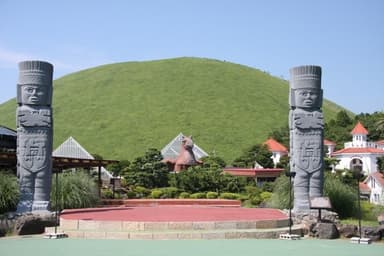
[223,167,284,186]
[363,172,384,204]
[351,121,369,135]
[332,122,384,175]
[263,138,288,167]
[324,139,336,157]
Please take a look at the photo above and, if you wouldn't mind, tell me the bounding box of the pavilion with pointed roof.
[53,136,115,185]
[332,121,384,175]
[161,133,209,161]
[0,125,16,152]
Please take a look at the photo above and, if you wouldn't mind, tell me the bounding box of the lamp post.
[353,167,363,240]
[286,171,296,235]
[110,177,116,199]
[54,168,59,234]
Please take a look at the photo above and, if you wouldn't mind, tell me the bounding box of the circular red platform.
[61,206,287,222]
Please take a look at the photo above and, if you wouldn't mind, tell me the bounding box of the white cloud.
[0,47,37,68]
[0,45,117,81]
[0,46,85,77]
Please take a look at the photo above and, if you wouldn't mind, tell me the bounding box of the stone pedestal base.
[13,212,56,235]
[279,233,301,240]
[16,200,33,213]
[32,201,50,212]
[44,232,68,239]
[17,200,50,213]
[350,237,372,244]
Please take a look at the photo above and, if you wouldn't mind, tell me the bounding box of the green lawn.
[1,237,383,256]
[340,218,380,227]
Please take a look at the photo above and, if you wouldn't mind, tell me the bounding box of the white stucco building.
[363,172,384,205]
[331,122,384,175]
[263,138,288,167]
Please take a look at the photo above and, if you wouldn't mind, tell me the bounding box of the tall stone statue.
[16,60,54,213]
[289,65,324,212]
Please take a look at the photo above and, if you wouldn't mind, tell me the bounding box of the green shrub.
[0,172,19,214]
[238,194,249,201]
[159,187,179,198]
[51,171,99,211]
[169,167,247,194]
[150,189,163,199]
[260,191,272,202]
[133,186,151,198]
[250,195,262,205]
[219,192,240,200]
[206,191,219,199]
[360,201,384,221]
[190,192,206,199]
[219,173,247,193]
[324,173,357,218]
[245,185,261,196]
[126,191,136,199]
[178,192,190,199]
[267,175,291,209]
[267,173,358,218]
[261,182,274,192]
[101,188,113,199]
[371,204,384,220]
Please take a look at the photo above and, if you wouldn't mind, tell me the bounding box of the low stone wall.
[59,218,289,232]
[101,199,242,208]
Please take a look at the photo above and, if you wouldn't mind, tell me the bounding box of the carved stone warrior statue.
[289,65,324,212]
[16,60,54,213]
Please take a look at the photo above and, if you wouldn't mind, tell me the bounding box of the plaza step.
[46,205,301,240]
[45,224,302,240]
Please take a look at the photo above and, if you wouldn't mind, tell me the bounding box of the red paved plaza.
[61,206,288,222]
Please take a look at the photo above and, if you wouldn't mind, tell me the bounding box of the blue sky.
[0,0,383,114]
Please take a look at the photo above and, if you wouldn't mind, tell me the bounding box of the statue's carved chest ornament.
[20,134,49,172]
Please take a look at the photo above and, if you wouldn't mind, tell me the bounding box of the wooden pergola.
[0,152,119,197]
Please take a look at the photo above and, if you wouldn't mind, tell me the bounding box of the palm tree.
[376,115,384,132]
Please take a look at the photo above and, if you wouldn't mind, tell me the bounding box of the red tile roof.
[264,138,288,153]
[332,147,384,155]
[223,168,284,178]
[324,139,336,146]
[351,121,368,135]
[359,182,371,193]
[377,140,384,146]
[371,172,384,187]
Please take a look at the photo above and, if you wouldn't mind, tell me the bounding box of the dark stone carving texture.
[16,61,54,213]
[289,65,324,212]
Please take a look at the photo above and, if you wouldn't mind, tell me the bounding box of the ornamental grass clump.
[50,171,99,211]
[324,174,357,219]
[0,172,19,214]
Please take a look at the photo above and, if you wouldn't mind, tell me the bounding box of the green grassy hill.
[0,57,346,162]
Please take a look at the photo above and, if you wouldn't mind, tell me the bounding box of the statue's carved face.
[20,85,48,105]
[294,88,320,109]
